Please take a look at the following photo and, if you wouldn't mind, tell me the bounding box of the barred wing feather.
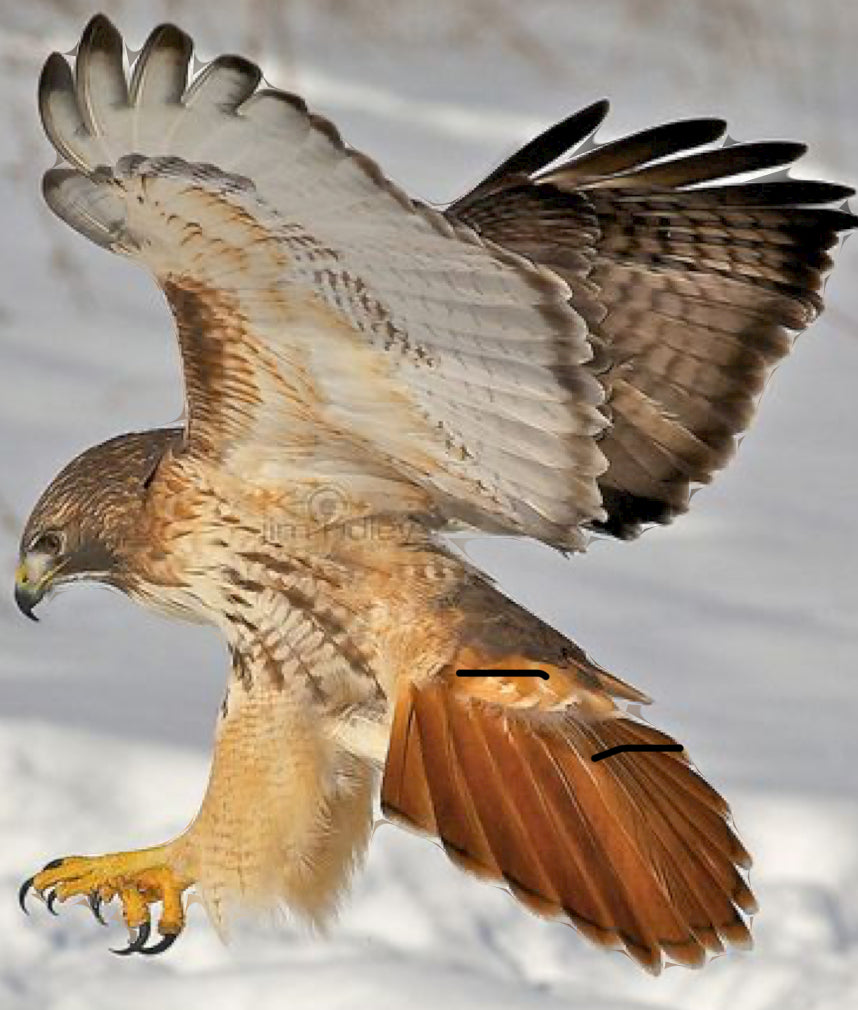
[450,101,857,538]
[39,15,607,548]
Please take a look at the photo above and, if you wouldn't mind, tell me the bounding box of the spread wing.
[449,101,857,538]
[38,15,607,550]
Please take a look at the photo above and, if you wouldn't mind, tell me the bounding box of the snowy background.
[0,1,856,1008]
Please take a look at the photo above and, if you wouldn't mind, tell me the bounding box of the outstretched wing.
[450,101,857,538]
[38,16,607,549]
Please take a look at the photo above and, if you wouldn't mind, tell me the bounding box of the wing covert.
[39,15,608,549]
[450,103,857,538]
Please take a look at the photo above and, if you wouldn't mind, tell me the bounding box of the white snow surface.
[0,2,856,1008]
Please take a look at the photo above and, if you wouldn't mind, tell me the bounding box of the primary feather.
[40,15,855,544]
[40,14,608,550]
[450,107,855,537]
[18,13,856,974]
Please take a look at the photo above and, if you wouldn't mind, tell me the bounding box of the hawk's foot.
[19,846,194,955]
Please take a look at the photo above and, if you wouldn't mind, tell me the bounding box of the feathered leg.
[20,649,375,953]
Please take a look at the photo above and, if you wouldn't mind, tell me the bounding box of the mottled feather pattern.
[451,102,856,537]
[41,15,607,548]
[20,13,856,974]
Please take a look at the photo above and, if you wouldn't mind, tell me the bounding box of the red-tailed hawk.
[14,14,855,971]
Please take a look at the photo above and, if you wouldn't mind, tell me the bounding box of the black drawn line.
[455,668,549,680]
[591,743,684,763]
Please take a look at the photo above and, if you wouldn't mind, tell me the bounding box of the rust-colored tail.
[381,648,755,974]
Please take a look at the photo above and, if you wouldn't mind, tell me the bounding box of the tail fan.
[382,664,755,974]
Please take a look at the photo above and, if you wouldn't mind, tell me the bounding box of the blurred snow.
[0,1,856,1008]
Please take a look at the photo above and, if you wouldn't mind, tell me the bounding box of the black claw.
[111,920,151,956]
[140,931,180,956]
[46,890,59,916]
[18,877,34,915]
[88,892,108,926]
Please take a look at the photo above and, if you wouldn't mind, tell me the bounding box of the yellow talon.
[20,848,194,955]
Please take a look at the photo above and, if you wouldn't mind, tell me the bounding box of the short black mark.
[591,743,684,763]
[456,668,549,681]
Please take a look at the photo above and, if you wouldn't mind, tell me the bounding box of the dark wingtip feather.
[78,13,122,51]
[75,13,128,131]
[77,14,125,79]
[38,52,73,106]
[213,54,263,83]
[490,98,612,180]
[129,22,193,106]
[144,21,194,50]
[775,139,808,161]
[41,165,77,193]
[661,179,855,209]
[586,140,811,192]
[41,168,124,249]
[653,118,731,157]
[38,52,78,156]
[544,117,729,185]
[449,99,612,214]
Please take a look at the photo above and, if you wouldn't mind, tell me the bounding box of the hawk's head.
[14,429,182,619]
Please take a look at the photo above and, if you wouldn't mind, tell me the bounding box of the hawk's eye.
[31,531,64,557]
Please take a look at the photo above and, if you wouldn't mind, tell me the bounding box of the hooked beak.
[14,562,49,621]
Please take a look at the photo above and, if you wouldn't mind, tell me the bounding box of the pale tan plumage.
[14,13,855,972]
